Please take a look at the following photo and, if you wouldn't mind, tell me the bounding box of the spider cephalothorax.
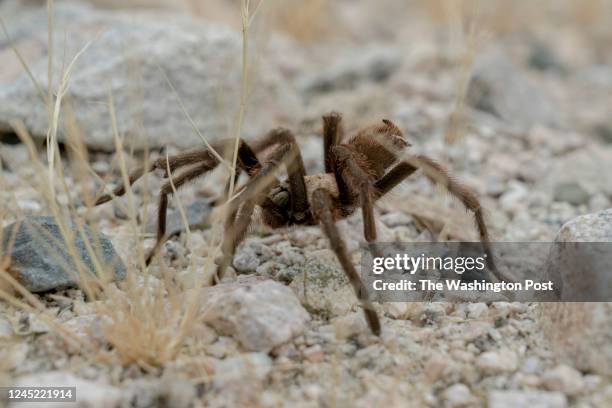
[95,112,499,336]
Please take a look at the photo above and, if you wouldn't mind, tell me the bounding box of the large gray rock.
[0,2,299,150]
[467,51,562,131]
[2,216,126,292]
[541,209,612,376]
[202,277,310,351]
[544,209,612,300]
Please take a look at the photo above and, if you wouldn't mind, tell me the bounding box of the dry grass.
[415,0,612,146]
[0,0,267,376]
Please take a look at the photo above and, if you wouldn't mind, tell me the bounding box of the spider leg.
[274,129,310,222]
[248,129,310,218]
[311,188,381,336]
[331,145,382,257]
[145,160,218,265]
[95,148,218,205]
[375,154,509,282]
[145,140,262,265]
[322,112,344,173]
[373,161,418,197]
[214,199,257,282]
[215,129,310,280]
[212,138,263,206]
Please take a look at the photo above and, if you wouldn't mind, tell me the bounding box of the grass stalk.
[227,0,255,200]
[0,17,46,104]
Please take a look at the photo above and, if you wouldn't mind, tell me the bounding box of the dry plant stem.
[444,2,482,145]
[47,0,54,124]
[0,18,46,103]
[96,111,504,335]
[217,0,262,279]
[216,131,308,281]
[2,4,199,367]
[228,0,255,200]
[158,66,228,168]
[11,122,105,299]
[46,36,95,200]
[146,160,218,265]
[0,222,87,351]
[108,93,152,270]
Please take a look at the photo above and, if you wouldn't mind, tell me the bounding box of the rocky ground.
[1,0,612,407]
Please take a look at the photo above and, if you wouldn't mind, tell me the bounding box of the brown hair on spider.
[94,111,502,336]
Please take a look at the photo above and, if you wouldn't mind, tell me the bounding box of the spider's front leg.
[311,188,381,336]
[215,129,310,282]
[330,145,383,259]
[373,154,512,283]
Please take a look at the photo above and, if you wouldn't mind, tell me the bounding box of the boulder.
[0,2,299,150]
[541,209,612,376]
[544,209,612,300]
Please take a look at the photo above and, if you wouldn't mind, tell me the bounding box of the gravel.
[443,383,474,407]
[9,371,122,408]
[0,1,611,406]
[467,50,563,131]
[476,349,519,375]
[542,365,584,396]
[488,390,567,408]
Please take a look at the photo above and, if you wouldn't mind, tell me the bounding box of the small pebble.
[476,349,519,375]
[443,383,473,408]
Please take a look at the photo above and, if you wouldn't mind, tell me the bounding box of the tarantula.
[95,112,498,335]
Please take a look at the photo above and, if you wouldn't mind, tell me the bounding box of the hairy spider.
[95,112,499,336]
